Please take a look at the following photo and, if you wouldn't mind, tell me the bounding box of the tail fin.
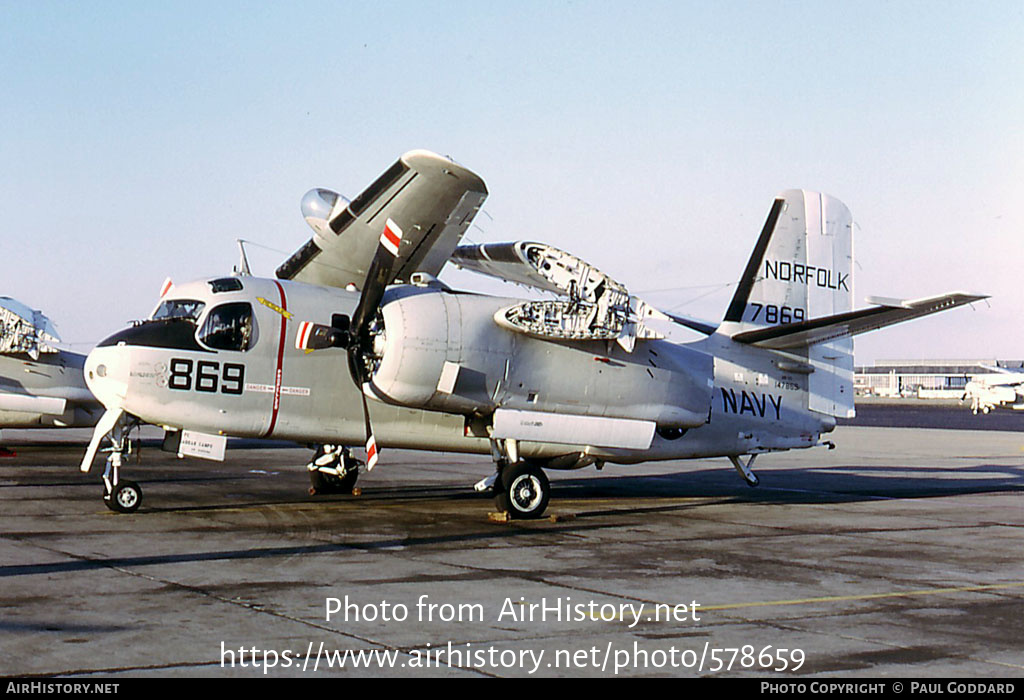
[721,190,855,418]
[722,189,854,331]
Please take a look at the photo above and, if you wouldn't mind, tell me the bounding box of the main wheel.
[105,480,142,513]
[309,467,359,495]
[495,462,550,520]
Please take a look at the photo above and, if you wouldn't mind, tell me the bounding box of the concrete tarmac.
[1,421,1022,678]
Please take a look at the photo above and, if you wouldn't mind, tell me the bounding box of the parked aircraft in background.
[0,297,101,455]
[78,150,985,516]
[963,368,1024,414]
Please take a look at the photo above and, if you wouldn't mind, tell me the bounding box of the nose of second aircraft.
[84,345,131,410]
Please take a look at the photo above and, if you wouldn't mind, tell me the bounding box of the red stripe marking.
[383,227,400,249]
[298,321,312,349]
[366,435,378,466]
[266,281,288,437]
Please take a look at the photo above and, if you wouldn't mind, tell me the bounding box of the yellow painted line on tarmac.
[517,582,1024,625]
[701,581,1024,612]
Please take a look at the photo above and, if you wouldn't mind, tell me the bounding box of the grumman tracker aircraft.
[0,297,101,455]
[962,369,1024,414]
[79,150,984,517]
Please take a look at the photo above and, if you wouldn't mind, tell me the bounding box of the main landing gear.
[488,438,551,520]
[307,444,362,495]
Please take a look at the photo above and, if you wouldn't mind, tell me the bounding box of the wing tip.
[400,149,487,192]
[866,292,990,309]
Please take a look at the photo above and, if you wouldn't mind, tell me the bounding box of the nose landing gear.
[100,427,142,513]
[106,478,143,513]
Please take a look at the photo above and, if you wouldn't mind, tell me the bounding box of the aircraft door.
[189,299,275,437]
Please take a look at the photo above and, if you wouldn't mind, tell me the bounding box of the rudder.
[721,190,855,418]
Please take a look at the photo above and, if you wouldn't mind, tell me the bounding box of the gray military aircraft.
[962,367,1024,414]
[79,150,984,516]
[0,297,101,455]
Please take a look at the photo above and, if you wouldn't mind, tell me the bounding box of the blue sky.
[2,1,1021,361]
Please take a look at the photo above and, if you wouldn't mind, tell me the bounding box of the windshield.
[152,299,206,322]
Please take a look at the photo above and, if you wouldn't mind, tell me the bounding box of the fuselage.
[85,275,835,466]
[0,350,100,428]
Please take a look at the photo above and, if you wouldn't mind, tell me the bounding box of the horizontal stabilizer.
[731,292,987,350]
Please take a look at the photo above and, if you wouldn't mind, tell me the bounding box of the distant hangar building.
[854,359,1024,399]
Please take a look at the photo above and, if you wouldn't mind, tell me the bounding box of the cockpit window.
[198,302,255,351]
[209,277,244,293]
[152,299,205,322]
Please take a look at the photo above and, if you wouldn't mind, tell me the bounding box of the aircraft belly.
[0,409,47,427]
[0,402,100,428]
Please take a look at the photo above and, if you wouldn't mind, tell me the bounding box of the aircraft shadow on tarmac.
[4,463,1021,580]
[130,460,1024,517]
[550,462,1024,506]
[4,445,1022,509]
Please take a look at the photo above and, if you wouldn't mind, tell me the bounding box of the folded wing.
[277,150,487,289]
[451,240,669,351]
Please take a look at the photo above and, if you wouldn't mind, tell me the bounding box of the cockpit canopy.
[100,298,257,353]
[152,299,205,322]
[198,302,255,351]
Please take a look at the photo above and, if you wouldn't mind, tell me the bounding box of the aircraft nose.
[84,344,131,410]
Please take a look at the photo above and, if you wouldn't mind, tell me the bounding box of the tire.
[495,462,550,520]
[309,462,359,495]
[105,480,142,513]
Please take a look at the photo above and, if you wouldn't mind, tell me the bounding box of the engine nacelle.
[370,290,713,427]
[371,291,510,415]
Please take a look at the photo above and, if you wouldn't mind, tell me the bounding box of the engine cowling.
[370,291,509,415]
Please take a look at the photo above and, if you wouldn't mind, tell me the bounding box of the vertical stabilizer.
[721,190,855,418]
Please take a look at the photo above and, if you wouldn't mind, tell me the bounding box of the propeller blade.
[359,386,379,470]
[350,218,404,338]
[80,407,124,473]
[343,217,406,471]
[366,435,378,470]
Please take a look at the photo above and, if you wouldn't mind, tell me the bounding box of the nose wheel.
[105,479,143,513]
